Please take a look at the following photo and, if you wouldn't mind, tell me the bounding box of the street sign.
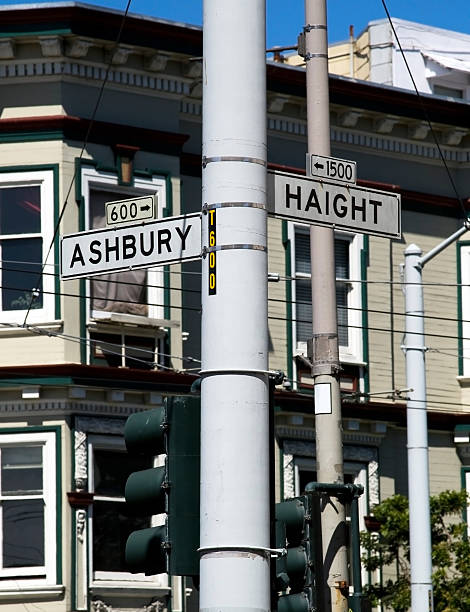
[307,153,356,184]
[61,213,201,280]
[106,195,155,226]
[267,169,401,239]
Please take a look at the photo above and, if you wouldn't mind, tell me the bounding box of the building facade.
[0,3,470,611]
[328,17,470,101]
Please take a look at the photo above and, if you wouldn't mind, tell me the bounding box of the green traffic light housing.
[124,394,200,578]
[274,495,315,612]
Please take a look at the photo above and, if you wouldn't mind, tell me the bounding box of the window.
[0,170,55,323]
[88,436,154,581]
[459,244,470,377]
[81,167,169,368]
[293,227,363,362]
[433,84,464,100]
[0,431,57,583]
[82,168,167,323]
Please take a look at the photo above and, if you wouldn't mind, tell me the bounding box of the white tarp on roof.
[422,50,470,74]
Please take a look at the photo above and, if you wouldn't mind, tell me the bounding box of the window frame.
[81,167,168,329]
[0,430,57,583]
[290,223,364,365]
[87,434,162,585]
[0,170,55,324]
[459,243,470,377]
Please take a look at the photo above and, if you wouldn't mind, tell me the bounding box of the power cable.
[381,0,468,220]
[22,0,134,328]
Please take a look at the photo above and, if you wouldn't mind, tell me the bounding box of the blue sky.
[3,0,470,47]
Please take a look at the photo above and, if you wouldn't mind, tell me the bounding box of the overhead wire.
[380,0,469,221]
[22,0,135,328]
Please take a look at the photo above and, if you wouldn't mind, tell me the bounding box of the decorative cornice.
[0,399,143,417]
[0,59,191,97]
[0,115,189,155]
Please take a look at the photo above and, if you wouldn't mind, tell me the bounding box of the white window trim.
[0,431,56,585]
[81,167,168,331]
[461,245,470,377]
[0,170,55,324]
[87,434,166,587]
[290,222,364,365]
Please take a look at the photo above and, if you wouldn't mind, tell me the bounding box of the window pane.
[125,335,155,370]
[2,446,43,495]
[335,240,350,278]
[93,449,150,497]
[296,278,312,343]
[295,232,311,274]
[2,238,43,311]
[3,499,44,567]
[0,186,41,235]
[337,283,349,347]
[93,500,149,572]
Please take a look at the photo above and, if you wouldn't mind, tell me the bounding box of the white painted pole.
[305,1,349,610]
[403,244,433,612]
[200,1,270,611]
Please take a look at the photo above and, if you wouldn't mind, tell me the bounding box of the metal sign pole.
[304,1,349,610]
[200,1,270,611]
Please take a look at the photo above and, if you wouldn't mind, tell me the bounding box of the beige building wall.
[367,210,463,414]
[268,217,288,374]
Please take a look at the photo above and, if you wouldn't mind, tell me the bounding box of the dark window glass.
[93,500,149,572]
[93,449,149,497]
[3,499,44,567]
[295,232,350,347]
[93,449,151,572]
[2,446,43,495]
[0,186,41,235]
[2,238,43,311]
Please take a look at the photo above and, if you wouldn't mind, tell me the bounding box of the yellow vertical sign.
[208,209,216,295]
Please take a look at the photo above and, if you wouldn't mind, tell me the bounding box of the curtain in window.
[90,190,148,316]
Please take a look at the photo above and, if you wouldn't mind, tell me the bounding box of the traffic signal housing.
[124,394,200,577]
[275,494,316,612]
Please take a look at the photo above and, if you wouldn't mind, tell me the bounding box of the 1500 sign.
[267,169,401,239]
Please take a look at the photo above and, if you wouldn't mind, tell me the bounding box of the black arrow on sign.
[140,204,151,212]
[314,162,324,170]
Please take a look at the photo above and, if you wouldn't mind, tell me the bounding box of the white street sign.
[267,169,401,239]
[307,153,356,184]
[106,195,155,226]
[61,213,201,280]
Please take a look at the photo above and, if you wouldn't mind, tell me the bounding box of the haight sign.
[60,213,202,280]
[267,169,401,239]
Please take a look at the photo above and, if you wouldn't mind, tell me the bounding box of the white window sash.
[0,431,56,582]
[81,168,167,330]
[87,434,162,585]
[0,171,55,324]
[290,223,363,364]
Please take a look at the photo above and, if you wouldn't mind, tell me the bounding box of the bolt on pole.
[304,1,349,610]
[200,1,270,611]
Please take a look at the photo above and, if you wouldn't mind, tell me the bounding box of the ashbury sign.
[61,213,201,280]
[267,169,401,239]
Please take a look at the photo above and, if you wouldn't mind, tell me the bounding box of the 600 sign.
[105,195,155,226]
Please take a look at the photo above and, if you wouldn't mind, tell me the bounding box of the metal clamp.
[304,24,327,32]
[202,155,266,168]
[202,202,265,212]
[198,545,286,559]
[199,368,271,377]
[203,244,267,255]
[305,52,328,61]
